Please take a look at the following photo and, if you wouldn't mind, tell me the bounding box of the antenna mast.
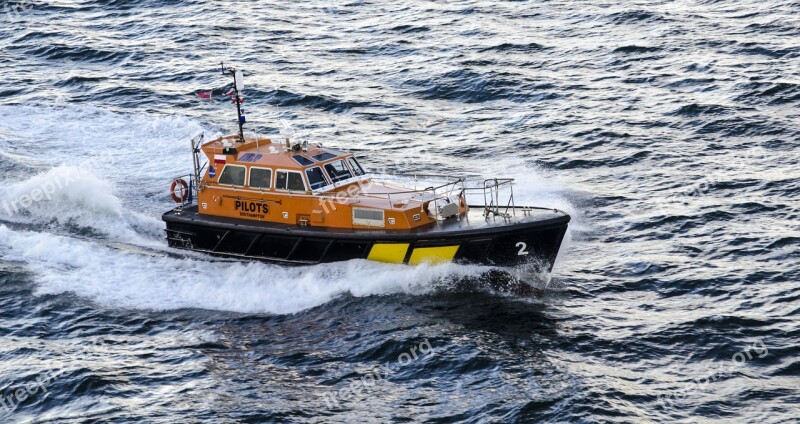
[221,62,246,143]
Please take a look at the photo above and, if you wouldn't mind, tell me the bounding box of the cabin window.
[276,171,307,192]
[249,167,272,189]
[218,165,246,186]
[348,157,365,176]
[353,207,385,227]
[292,155,314,166]
[312,152,336,162]
[324,160,353,183]
[305,166,328,190]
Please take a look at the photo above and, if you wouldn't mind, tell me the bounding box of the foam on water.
[0,104,212,243]
[0,225,487,315]
[0,166,163,242]
[0,105,206,184]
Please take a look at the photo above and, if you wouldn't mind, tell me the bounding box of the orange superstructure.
[194,134,466,230]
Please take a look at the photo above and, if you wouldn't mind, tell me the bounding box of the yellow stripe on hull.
[408,245,459,265]
[367,243,410,264]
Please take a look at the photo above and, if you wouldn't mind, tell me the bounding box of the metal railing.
[462,178,515,218]
[366,175,518,221]
[365,174,465,220]
[367,174,518,219]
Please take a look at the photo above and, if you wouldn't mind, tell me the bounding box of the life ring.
[170,179,189,203]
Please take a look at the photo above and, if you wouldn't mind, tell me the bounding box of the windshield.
[348,157,365,176]
[306,167,328,190]
[324,160,353,182]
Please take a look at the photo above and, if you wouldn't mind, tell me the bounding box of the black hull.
[162,206,569,270]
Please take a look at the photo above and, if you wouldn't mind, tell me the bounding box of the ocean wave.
[0,225,490,315]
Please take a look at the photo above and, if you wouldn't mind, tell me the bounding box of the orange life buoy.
[170,179,189,203]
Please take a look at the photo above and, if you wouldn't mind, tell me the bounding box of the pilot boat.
[162,66,570,269]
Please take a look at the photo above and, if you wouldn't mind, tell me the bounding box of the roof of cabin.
[201,135,352,170]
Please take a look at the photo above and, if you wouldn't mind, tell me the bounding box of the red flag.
[197,91,212,99]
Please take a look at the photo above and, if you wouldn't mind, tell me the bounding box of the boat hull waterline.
[163,205,570,270]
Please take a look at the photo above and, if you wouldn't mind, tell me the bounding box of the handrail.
[379,173,463,179]
[362,175,466,220]
[364,181,462,196]
[463,178,515,218]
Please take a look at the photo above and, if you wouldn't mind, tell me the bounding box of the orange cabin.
[195,135,467,230]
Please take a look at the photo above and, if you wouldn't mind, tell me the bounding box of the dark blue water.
[0,1,798,422]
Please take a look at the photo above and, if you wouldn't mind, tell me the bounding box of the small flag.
[197,91,212,99]
[214,154,227,165]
